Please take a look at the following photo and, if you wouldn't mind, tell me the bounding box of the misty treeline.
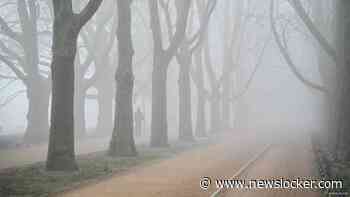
[0,0,349,171]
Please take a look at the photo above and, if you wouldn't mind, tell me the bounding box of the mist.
[0,0,348,196]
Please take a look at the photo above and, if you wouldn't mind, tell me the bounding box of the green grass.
[0,141,209,197]
[0,153,157,197]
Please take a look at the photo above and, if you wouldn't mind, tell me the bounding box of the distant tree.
[75,1,117,137]
[202,36,222,133]
[203,1,266,133]
[191,46,210,137]
[149,0,191,147]
[221,0,241,130]
[108,0,137,157]
[0,1,52,144]
[175,0,216,141]
[46,0,102,171]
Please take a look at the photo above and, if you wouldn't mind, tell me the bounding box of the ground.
[223,134,319,197]
[57,130,320,197]
[0,136,151,169]
[0,130,322,197]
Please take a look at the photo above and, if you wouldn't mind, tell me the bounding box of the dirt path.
[223,135,320,197]
[59,132,269,197]
[59,130,321,197]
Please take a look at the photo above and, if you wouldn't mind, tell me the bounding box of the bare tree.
[46,0,102,171]
[148,0,191,147]
[221,0,244,130]
[175,0,216,141]
[203,35,222,133]
[108,0,137,157]
[288,0,337,63]
[333,0,350,161]
[281,0,350,161]
[0,0,51,144]
[270,0,327,93]
[191,46,210,137]
[75,1,117,137]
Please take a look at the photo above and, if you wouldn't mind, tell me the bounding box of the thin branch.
[231,38,270,100]
[0,16,23,44]
[164,0,192,61]
[0,54,27,83]
[271,0,327,93]
[288,0,337,63]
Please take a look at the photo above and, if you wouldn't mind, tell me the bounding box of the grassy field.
[0,141,209,197]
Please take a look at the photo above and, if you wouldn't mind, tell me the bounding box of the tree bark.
[334,0,350,161]
[47,36,78,171]
[108,0,137,157]
[148,0,191,147]
[47,0,102,171]
[150,59,169,147]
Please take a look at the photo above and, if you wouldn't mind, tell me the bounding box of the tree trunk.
[47,38,78,171]
[74,90,86,138]
[108,0,137,157]
[334,0,350,161]
[195,71,206,137]
[24,80,50,144]
[96,83,114,136]
[46,0,102,172]
[210,93,221,133]
[194,49,207,137]
[151,58,169,147]
[196,94,206,137]
[222,72,232,130]
[21,2,50,144]
[178,52,194,141]
[148,0,191,147]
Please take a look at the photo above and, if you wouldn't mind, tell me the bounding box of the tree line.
[0,0,349,171]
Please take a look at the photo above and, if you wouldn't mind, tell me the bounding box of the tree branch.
[0,16,23,44]
[164,0,191,61]
[0,54,27,84]
[76,0,103,28]
[271,0,327,93]
[288,0,337,63]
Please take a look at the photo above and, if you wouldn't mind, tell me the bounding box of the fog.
[0,0,324,135]
[0,0,348,196]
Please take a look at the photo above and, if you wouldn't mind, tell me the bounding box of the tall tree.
[175,0,216,141]
[75,2,117,137]
[0,1,51,144]
[333,0,350,161]
[280,0,350,161]
[149,0,191,147]
[221,0,246,130]
[46,0,103,171]
[270,1,326,93]
[191,47,209,137]
[108,0,137,156]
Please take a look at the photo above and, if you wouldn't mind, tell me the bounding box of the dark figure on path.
[134,108,144,137]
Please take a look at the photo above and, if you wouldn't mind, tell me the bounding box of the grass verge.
[0,140,210,197]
